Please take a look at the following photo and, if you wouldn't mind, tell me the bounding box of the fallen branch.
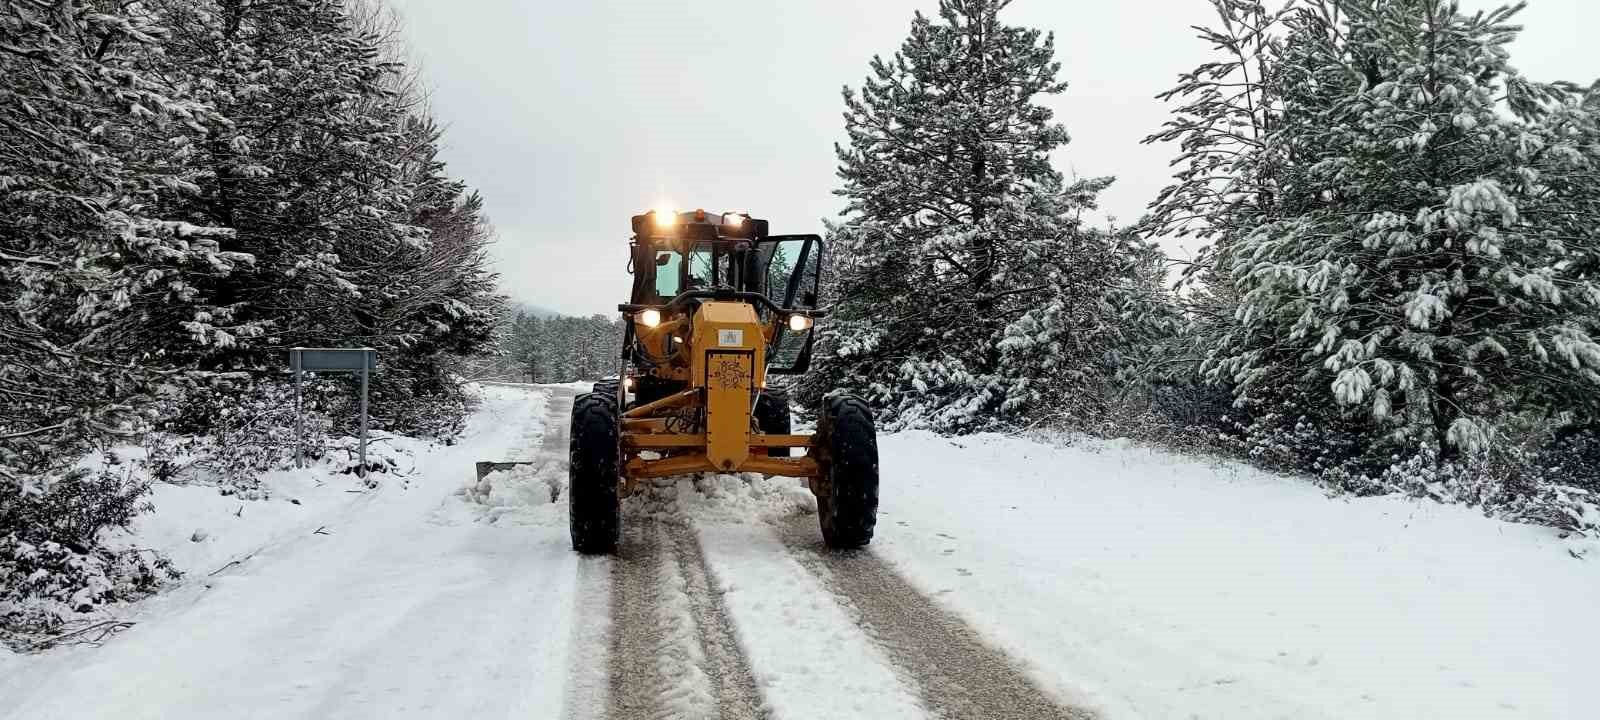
[27,620,136,651]
[207,551,256,576]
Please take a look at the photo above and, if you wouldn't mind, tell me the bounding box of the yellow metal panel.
[704,351,752,471]
[688,301,766,472]
[688,301,765,389]
[696,301,759,324]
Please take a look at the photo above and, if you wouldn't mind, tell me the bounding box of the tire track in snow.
[662,520,768,719]
[605,520,671,718]
[606,514,768,720]
[541,388,609,720]
[777,518,1098,720]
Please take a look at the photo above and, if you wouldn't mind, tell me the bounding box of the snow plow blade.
[476,461,534,481]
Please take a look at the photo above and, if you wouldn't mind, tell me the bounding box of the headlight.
[724,213,744,228]
[638,308,662,328]
[787,314,813,332]
[652,208,676,227]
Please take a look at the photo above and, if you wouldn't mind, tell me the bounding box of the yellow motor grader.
[567,208,879,554]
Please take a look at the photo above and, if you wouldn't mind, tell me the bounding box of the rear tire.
[592,379,620,401]
[817,395,878,549]
[569,392,620,554]
[754,388,792,457]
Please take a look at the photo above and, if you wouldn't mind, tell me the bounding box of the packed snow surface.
[4,386,1595,719]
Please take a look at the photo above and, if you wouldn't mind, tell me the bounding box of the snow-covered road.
[3,384,1595,719]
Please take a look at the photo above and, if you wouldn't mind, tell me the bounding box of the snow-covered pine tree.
[139,0,414,362]
[363,115,502,436]
[1142,0,1295,388]
[133,1,499,436]
[809,0,1154,431]
[1199,0,1600,461]
[995,178,1179,427]
[1,0,231,637]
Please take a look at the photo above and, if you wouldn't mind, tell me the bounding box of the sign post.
[289,348,379,476]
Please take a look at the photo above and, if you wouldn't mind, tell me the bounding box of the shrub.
[0,465,178,648]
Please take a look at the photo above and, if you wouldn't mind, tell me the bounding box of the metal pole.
[293,350,303,469]
[358,362,369,478]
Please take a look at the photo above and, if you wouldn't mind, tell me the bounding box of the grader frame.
[565,208,879,554]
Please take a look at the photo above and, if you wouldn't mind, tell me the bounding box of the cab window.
[654,251,682,298]
[687,243,715,290]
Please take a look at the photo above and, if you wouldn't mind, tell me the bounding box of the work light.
[638,308,662,328]
[788,314,813,332]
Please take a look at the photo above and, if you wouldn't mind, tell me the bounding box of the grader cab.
[567,208,879,554]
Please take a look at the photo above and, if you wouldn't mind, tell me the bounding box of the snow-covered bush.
[0,465,178,647]
[367,360,476,442]
[150,376,335,497]
[1530,426,1600,495]
[0,533,176,647]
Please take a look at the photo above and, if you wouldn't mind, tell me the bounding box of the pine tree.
[1168,0,1600,460]
[127,1,501,435]
[1,0,241,490]
[995,183,1179,425]
[809,0,1162,431]
[1,0,232,635]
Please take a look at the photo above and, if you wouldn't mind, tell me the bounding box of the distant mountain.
[507,301,560,319]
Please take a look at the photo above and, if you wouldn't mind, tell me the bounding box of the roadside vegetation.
[1,0,499,644]
[802,0,1600,537]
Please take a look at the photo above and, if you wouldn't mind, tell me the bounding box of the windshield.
[650,242,739,301]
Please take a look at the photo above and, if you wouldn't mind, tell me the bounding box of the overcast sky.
[388,0,1596,317]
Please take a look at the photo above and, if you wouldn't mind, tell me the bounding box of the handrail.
[618,289,829,319]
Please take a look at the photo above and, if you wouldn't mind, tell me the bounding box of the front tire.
[569,392,621,554]
[817,395,878,549]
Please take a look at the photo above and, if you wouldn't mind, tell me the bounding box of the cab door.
[753,234,822,374]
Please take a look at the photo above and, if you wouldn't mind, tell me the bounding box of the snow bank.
[461,460,564,525]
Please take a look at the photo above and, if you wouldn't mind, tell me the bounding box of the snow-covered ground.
[3,385,1595,719]
[0,384,561,718]
[870,431,1600,719]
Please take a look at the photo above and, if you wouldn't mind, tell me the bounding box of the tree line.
[499,311,626,384]
[800,0,1600,532]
